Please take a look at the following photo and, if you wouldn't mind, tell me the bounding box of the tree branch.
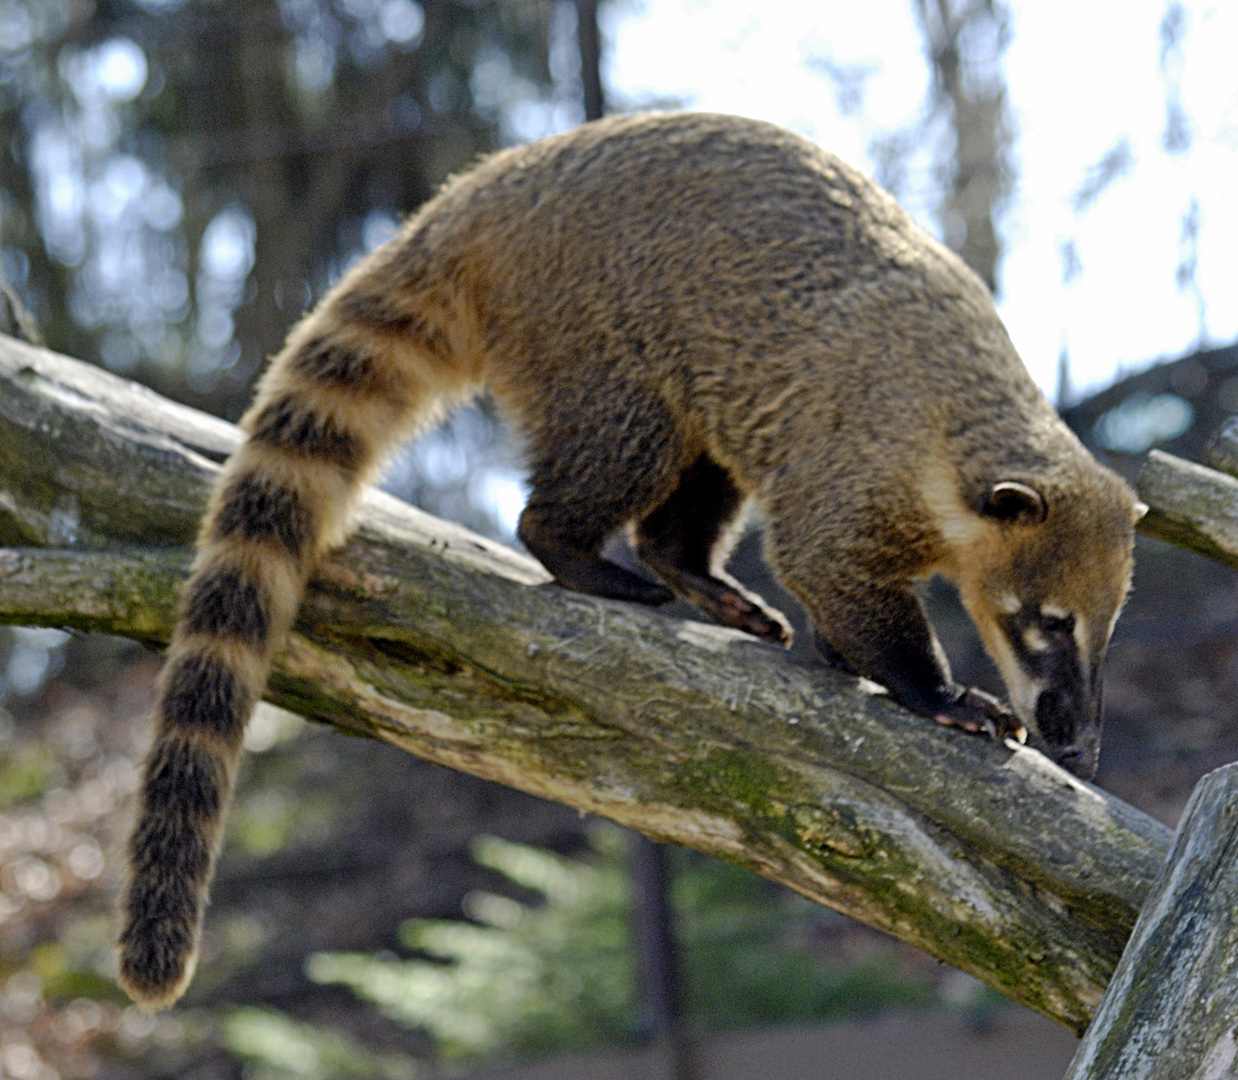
[0,332,1177,1032]
[1137,449,1238,570]
[1064,762,1238,1079]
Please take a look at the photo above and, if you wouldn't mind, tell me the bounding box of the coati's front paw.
[933,686,1027,743]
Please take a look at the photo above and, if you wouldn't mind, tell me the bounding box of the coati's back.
[385,115,1084,511]
[404,112,1044,423]
[119,113,1139,1011]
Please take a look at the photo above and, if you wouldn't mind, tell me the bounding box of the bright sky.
[603,0,1238,398]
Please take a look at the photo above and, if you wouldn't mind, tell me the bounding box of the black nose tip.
[1053,744,1098,781]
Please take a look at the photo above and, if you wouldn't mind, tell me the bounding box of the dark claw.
[934,686,1026,743]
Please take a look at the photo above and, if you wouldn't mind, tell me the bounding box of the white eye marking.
[1022,626,1049,653]
[998,593,1022,615]
[919,462,983,547]
[1041,603,1069,621]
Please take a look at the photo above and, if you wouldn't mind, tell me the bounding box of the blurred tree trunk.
[912,0,1013,294]
[230,1,310,387]
[576,0,604,122]
[566,8,696,1077]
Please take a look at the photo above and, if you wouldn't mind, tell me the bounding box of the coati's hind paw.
[709,585,791,645]
[933,686,1027,744]
[645,564,791,646]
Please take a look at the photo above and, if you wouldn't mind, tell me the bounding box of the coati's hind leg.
[520,503,673,604]
[516,388,683,607]
[633,455,791,645]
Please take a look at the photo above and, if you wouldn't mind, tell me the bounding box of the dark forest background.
[0,1,1234,1078]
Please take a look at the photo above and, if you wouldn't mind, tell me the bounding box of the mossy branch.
[0,332,1179,1032]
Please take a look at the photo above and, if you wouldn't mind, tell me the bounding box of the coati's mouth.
[1035,686,1101,781]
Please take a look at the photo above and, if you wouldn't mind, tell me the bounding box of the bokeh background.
[0,2,1235,1078]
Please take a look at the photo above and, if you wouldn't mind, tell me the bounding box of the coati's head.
[948,468,1143,781]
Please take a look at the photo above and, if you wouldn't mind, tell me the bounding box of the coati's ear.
[1132,500,1149,523]
[982,481,1047,524]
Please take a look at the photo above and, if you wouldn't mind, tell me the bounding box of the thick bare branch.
[1204,414,1238,478]
[1064,762,1238,1079]
[1137,449,1238,570]
[0,332,1175,1032]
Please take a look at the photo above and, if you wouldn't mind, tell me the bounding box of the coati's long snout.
[1036,682,1102,780]
[998,604,1104,779]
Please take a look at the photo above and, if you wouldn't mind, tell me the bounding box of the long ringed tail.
[117,237,473,1010]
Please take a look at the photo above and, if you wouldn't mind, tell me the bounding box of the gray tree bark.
[0,332,1185,1033]
[1138,449,1238,570]
[1205,414,1238,481]
[1064,761,1238,1079]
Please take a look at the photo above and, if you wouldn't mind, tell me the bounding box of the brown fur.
[118,113,1139,1009]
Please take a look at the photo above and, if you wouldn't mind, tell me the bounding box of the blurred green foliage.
[0,0,571,420]
[225,1007,420,1080]
[0,741,57,807]
[676,853,934,1028]
[307,828,638,1064]
[302,826,937,1071]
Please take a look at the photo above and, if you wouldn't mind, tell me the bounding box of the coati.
[117,112,1142,1010]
